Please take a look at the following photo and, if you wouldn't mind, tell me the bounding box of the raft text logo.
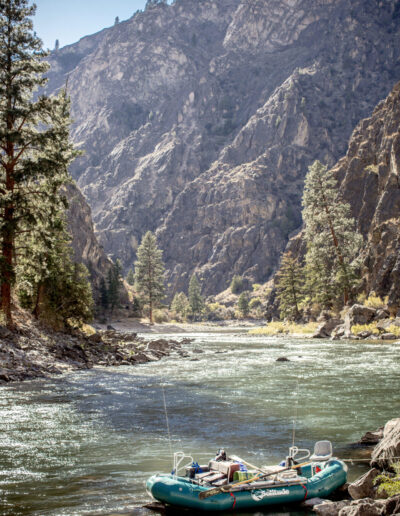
[251,488,290,501]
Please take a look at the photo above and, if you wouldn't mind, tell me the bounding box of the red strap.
[302,484,308,500]
[230,492,236,509]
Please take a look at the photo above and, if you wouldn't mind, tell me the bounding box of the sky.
[34,0,149,50]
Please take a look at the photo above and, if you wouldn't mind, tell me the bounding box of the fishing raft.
[146,442,347,512]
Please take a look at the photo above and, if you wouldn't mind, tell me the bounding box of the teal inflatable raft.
[146,443,347,511]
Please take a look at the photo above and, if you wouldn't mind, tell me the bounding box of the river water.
[0,332,399,515]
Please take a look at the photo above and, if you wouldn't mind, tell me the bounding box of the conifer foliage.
[188,274,203,318]
[302,160,362,307]
[276,252,303,320]
[134,231,165,324]
[0,0,92,327]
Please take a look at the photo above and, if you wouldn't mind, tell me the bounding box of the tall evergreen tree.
[107,259,122,315]
[54,38,59,50]
[188,274,203,318]
[126,268,135,286]
[302,160,363,307]
[237,291,250,317]
[276,252,303,320]
[99,276,108,311]
[171,291,189,319]
[0,0,76,327]
[134,231,165,324]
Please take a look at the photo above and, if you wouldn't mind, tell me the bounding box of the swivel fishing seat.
[310,440,333,461]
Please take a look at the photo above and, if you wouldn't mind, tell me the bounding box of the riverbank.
[99,317,265,334]
[313,418,400,515]
[0,311,191,384]
[249,305,400,342]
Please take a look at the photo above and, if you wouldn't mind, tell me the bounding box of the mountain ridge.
[46,0,400,295]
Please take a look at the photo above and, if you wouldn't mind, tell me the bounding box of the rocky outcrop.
[371,418,400,470]
[65,183,113,298]
[333,83,400,312]
[313,319,343,338]
[0,310,191,383]
[45,0,400,295]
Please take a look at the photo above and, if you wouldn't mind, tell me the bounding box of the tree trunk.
[149,299,153,325]
[33,283,45,319]
[1,176,15,328]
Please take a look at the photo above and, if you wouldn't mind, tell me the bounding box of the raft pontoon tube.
[146,444,348,512]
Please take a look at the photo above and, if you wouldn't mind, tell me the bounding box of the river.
[0,332,399,515]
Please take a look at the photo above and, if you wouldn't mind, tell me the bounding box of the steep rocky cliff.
[270,82,400,315]
[335,82,400,312]
[46,0,400,295]
[65,183,113,298]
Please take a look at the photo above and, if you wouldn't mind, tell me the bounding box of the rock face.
[371,418,400,470]
[65,183,113,298]
[332,82,400,312]
[45,0,400,295]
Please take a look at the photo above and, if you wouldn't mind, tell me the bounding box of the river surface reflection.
[0,332,399,515]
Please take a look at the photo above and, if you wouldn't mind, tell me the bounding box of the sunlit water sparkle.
[0,332,399,515]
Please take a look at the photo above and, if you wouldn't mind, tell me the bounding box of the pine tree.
[0,1,76,327]
[188,274,203,319]
[171,292,189,319]
[134,231,165,324]
[237,291,250,317]
[54,38,59,50]
[302,160,363,307]
[114,16,119,25]
[107,259,122,315]
[99,277,108,310]
[230,275,244,294]
[276,252,303,320]
[17,219,93,328]
[126,268,135,286]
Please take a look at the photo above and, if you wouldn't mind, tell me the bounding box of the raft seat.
[310,441,333,462]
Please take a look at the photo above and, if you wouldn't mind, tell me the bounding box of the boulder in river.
[348,468,380,500]
[371,418,400,470]
[313,319,343,338]
[380,333,397,340]
[276,356,290,362]
[359,427,384,445]
[344,305,377,336]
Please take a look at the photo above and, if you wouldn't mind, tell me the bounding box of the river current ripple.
[0,332,399,515]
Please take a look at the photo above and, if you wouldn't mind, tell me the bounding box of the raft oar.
[228,454,268,475]
[198,461,311,500]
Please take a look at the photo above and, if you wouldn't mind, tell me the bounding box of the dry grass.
[249,321,319,336]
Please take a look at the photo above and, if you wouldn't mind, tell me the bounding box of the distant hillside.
[46,0,400,295]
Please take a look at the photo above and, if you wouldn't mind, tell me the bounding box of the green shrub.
[153,309,169,323]
[375,462,400,496]
[249,297,261,310]
[230,275,244,294]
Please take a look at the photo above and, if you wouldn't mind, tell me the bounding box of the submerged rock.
[276,356,290,362]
